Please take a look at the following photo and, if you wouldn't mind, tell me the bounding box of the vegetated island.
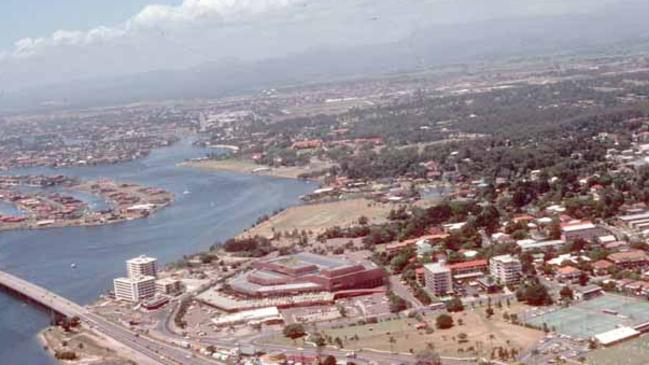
[0,175,173,231]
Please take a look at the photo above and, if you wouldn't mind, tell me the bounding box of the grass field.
[182,158,332,180]
[264,305,542,358]
[239,199,391,239]
[587,333,649,365]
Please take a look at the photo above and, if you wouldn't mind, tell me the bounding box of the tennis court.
[525,294,649,339]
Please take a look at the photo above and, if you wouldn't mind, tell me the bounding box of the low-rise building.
[556,266,582,283]
[574,285,603,300]
[561,221,609,242]
[447,259,488,280]
[229,252,384,297]
[423,262,452,296]
[608,250,649,269]
[516,239,566,252]
[592,260,614,276]
[155,278,183,295]
[489,254,522,286]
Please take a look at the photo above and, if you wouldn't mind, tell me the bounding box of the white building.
[212,306,283,327]
[423,262,452,296]
[516,239,566,252]
[127,255,158,279]
[113,276,157,302]
[490,254,522,286]
[156,278,183,295]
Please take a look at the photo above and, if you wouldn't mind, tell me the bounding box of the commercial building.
[516,239,566,252]
[155,278,183,295]
[229,252,384,297]
[113,276,156,302]
[489,254,522,286]
[212,306,283,327]
[423,262,452,296]
[127,255,158,278]
[561,221,609,242]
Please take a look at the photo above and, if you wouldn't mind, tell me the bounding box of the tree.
[560,286,574,301]
[446,297,464,312]
[415,350,442,365]
[521,282,553,306]
[388,291,408,313]
[321,355,337,365]
[283,324,306,343]
[436,314,454,329]
[485,306,494,319]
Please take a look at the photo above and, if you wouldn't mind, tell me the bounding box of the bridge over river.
[0,270,220,365]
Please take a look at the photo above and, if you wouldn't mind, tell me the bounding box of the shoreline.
[179,158,328,182]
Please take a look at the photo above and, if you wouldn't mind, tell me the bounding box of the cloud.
[4,0,305,59]
[0,0,642,92]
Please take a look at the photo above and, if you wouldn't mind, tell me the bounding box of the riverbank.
[40,326,144,365]
[238,198,392,241]
[181,158,332,180]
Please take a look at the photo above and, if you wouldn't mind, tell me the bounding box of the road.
[389,275,424,308]
[0,270,221,365]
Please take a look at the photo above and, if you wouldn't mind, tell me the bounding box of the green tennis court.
[525,295,649,339]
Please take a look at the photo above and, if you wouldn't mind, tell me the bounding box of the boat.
[70,263,77,269]
[183,190,191,195]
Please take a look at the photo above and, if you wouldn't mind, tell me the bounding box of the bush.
[436,314,454,329]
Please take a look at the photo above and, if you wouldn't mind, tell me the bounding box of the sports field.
[525,295,649,339]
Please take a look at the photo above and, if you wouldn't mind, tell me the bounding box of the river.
[0,139,314,365]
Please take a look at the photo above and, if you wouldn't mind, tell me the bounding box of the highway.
[0,270,220,365]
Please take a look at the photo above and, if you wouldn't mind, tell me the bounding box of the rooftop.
[424,262,450,274]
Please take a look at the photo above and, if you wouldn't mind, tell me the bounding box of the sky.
[0,0,180,49]
[0,0,644,93]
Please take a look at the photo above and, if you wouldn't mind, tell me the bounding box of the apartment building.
[423,262,452,296]
[127,255,158,278]
[489,254,522,286]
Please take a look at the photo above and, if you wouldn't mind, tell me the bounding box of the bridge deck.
[0,270,86,318]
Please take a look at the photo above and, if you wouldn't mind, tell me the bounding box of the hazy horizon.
[1,0,649,112]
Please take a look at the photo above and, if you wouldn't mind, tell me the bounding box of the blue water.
[0,201,25,217]
[0,139,314,364]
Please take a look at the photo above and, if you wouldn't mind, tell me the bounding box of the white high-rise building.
[490,254,522,286]
[127,255,158,279]
[424,262,452,296]
[113,276,156,302]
